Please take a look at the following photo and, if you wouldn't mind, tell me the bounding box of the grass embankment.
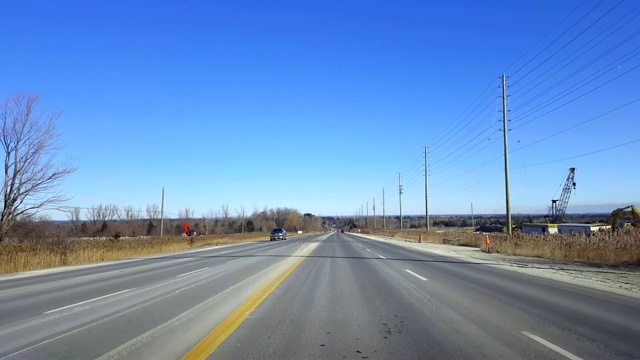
[365,228,640,266]
[0,233,269,274]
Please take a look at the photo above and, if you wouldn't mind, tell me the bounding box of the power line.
[522,138,640,168]
[512,36,640,115]
[512,0,624,85]
[510,0,606,77]
[512,60,640,129]
[504,0,590,74]
[428,79,496,151]
[512,97,640,152]
[512,5,640,96]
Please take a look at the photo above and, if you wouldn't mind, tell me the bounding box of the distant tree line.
[2,204,327,242]
[329,213,611,232]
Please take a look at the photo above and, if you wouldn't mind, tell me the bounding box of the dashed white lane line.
[358,244,362,247]
[73,269,125,280]
[44,288,135,314]
[521,331,583,360]
[177,267,209,277]
[405,269,428,281]
[365,249,371,252]
[226,259,240,264]
[378,255,386,259]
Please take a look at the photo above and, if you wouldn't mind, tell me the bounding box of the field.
[0,233,270,274]
[364,228,640,266]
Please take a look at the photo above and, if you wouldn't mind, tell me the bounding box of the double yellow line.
[182,246,315,360]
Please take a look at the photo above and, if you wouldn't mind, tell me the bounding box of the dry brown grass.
[489,230,640,266]
[366,228,640,266]
[0,233,269,274]
[367,228,485,247]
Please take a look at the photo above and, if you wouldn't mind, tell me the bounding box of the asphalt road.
[0,232,638,359]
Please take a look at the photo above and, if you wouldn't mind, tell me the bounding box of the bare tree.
[86,203,119,225]
[105,204,119,220]
[178,208,194,220]
[146,203,160,220]
[202,208,216,235]
[86,204,103,226]
[67,206,81,223]
[122,205,140,221]
[221,204,230,233]
[66,206,82,235]
[0,93,76,242]
[235,206,246,233]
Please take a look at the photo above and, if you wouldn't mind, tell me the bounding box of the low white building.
[522,223,558,234]
[557,223,611,234]
[523,223,610,235]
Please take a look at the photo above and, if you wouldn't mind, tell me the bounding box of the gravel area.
[356,233,640,299]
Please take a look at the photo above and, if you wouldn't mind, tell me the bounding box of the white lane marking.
[73,269,125,280]
[177,267,208,277]
[366,248,371,252]
[3,282,194,360]
[521,331,583,360]
[226,259,240,264]
[405,269,428,281]
[358,244,362,247]
[378,255,386,259]
[44,288,135,314]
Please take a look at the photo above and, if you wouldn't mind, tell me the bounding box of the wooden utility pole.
[383,188,386,230]
[398,173,403,230]
[424,146,430,232]
[471,203,475,227]
[160,186,165,237]
[373,197,376,229]
[502,74,512,235]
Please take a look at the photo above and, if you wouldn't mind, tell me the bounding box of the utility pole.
[471,203,475,227]
[398,173,403,230]
[373,197,376,229]
[382,188,386,230]
[502,74,512,235]
[366,201,369,228]
[160,186,165,237]
[424,146,430,232]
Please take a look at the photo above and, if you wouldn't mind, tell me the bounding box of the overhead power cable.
[512,0,624,86]
[512,5,640,96]
[510,0,606,77]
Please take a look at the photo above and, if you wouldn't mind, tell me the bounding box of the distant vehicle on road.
[340,229,344,233]
[270,228,287,241]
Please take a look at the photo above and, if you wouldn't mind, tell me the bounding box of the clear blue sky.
[2,0,639,219]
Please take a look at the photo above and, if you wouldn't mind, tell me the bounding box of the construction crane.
[546,167,576,223]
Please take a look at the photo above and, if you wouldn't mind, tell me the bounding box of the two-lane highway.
[1,232,638,359]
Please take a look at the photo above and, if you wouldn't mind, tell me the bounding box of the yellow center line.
[181,245,316,360]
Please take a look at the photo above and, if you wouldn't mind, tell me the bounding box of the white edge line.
[2,283,192,360]
[378,255,386,259]
[405,269,428,281]
[521,331,583,360]
[44,288,135,314]
[176,267,209,277]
